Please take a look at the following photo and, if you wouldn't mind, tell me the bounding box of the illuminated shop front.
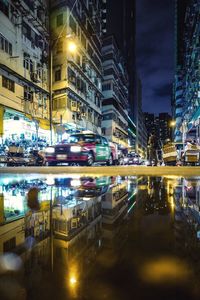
[1,108,52,148]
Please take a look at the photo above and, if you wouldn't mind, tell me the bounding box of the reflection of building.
[0,177,51,253]
[0,0,50,146]
[102,35,129,149]
[101,178,128,248]
[50,0,104,135]
[143,177,171,215]
[173,177,200,256]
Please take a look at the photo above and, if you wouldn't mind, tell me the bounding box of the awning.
[0,105,4,137]
[35,118,50,130]
[190,107,200,123]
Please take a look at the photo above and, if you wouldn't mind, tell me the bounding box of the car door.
[101,137,110,161]
[95,136,110,161]
[95,136,104,161]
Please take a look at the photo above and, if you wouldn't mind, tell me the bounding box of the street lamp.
[169,120,176,142]
[68,41,77,53]
[170,120,176,127]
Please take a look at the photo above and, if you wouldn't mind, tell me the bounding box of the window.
[56,41,63,54]
[95,136,101,144]
[24,85,33,101]
[57,14,63,27]
[68,67,76,85]
[23,53,33,72]
[2,76,15,92]
[55,69,61,81]
[3,237,16,252]
[102,113,113,120]
[102,83,111,91]
[67,134,95,143]
[102,137,108,145]
[69,15,76,34]
[0,33,12,55]
[102,128,106,135]
[76,54,81,66]
[81,34,86,48]
[0,0,9,17]
[53,96,66,110]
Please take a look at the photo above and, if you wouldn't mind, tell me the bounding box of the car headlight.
[70,146,82,152]
[124,158,129,162]
[133,158,138,161]
[45,147,55,154]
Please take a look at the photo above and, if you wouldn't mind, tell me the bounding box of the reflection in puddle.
[0,175,200,299]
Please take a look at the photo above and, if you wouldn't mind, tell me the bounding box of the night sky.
[136,0,174,114]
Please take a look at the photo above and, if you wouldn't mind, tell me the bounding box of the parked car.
[7,146,30,166]
[123,153,142,165]
[45,133,118,166]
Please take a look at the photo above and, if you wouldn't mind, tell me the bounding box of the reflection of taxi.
[45,133,118,166]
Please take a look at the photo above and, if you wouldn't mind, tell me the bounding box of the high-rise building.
[0,0,50,148]
[173,0,200,144]
[144,113,156,136]
[144,112,172,146]
[102,35,129,150]
[106,0,137,123]
[135,78,147,158]
[158,113,172,144]
[50,0,105,137]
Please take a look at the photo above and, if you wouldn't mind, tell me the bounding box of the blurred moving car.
[45,133,118,166]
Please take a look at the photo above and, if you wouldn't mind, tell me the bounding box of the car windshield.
[68,134,95,143]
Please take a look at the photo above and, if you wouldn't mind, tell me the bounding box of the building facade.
[0,0,50,149]
[144,112,172,146]
[135,78,147,158]
[144,113,156,137]
[101,35,129,150]
[106,0,137,149]
[50,0,105,137]
[174,0,200,144]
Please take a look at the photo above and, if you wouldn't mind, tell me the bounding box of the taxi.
[45,133,117,166]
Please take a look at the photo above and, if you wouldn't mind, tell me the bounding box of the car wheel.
[107,154,113,166]
[86,152,94,166]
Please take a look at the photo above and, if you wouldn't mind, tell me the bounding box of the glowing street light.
[170,120,176,127]
[68,41,77,53]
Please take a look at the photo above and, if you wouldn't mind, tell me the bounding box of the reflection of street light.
[46,176,55,272]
